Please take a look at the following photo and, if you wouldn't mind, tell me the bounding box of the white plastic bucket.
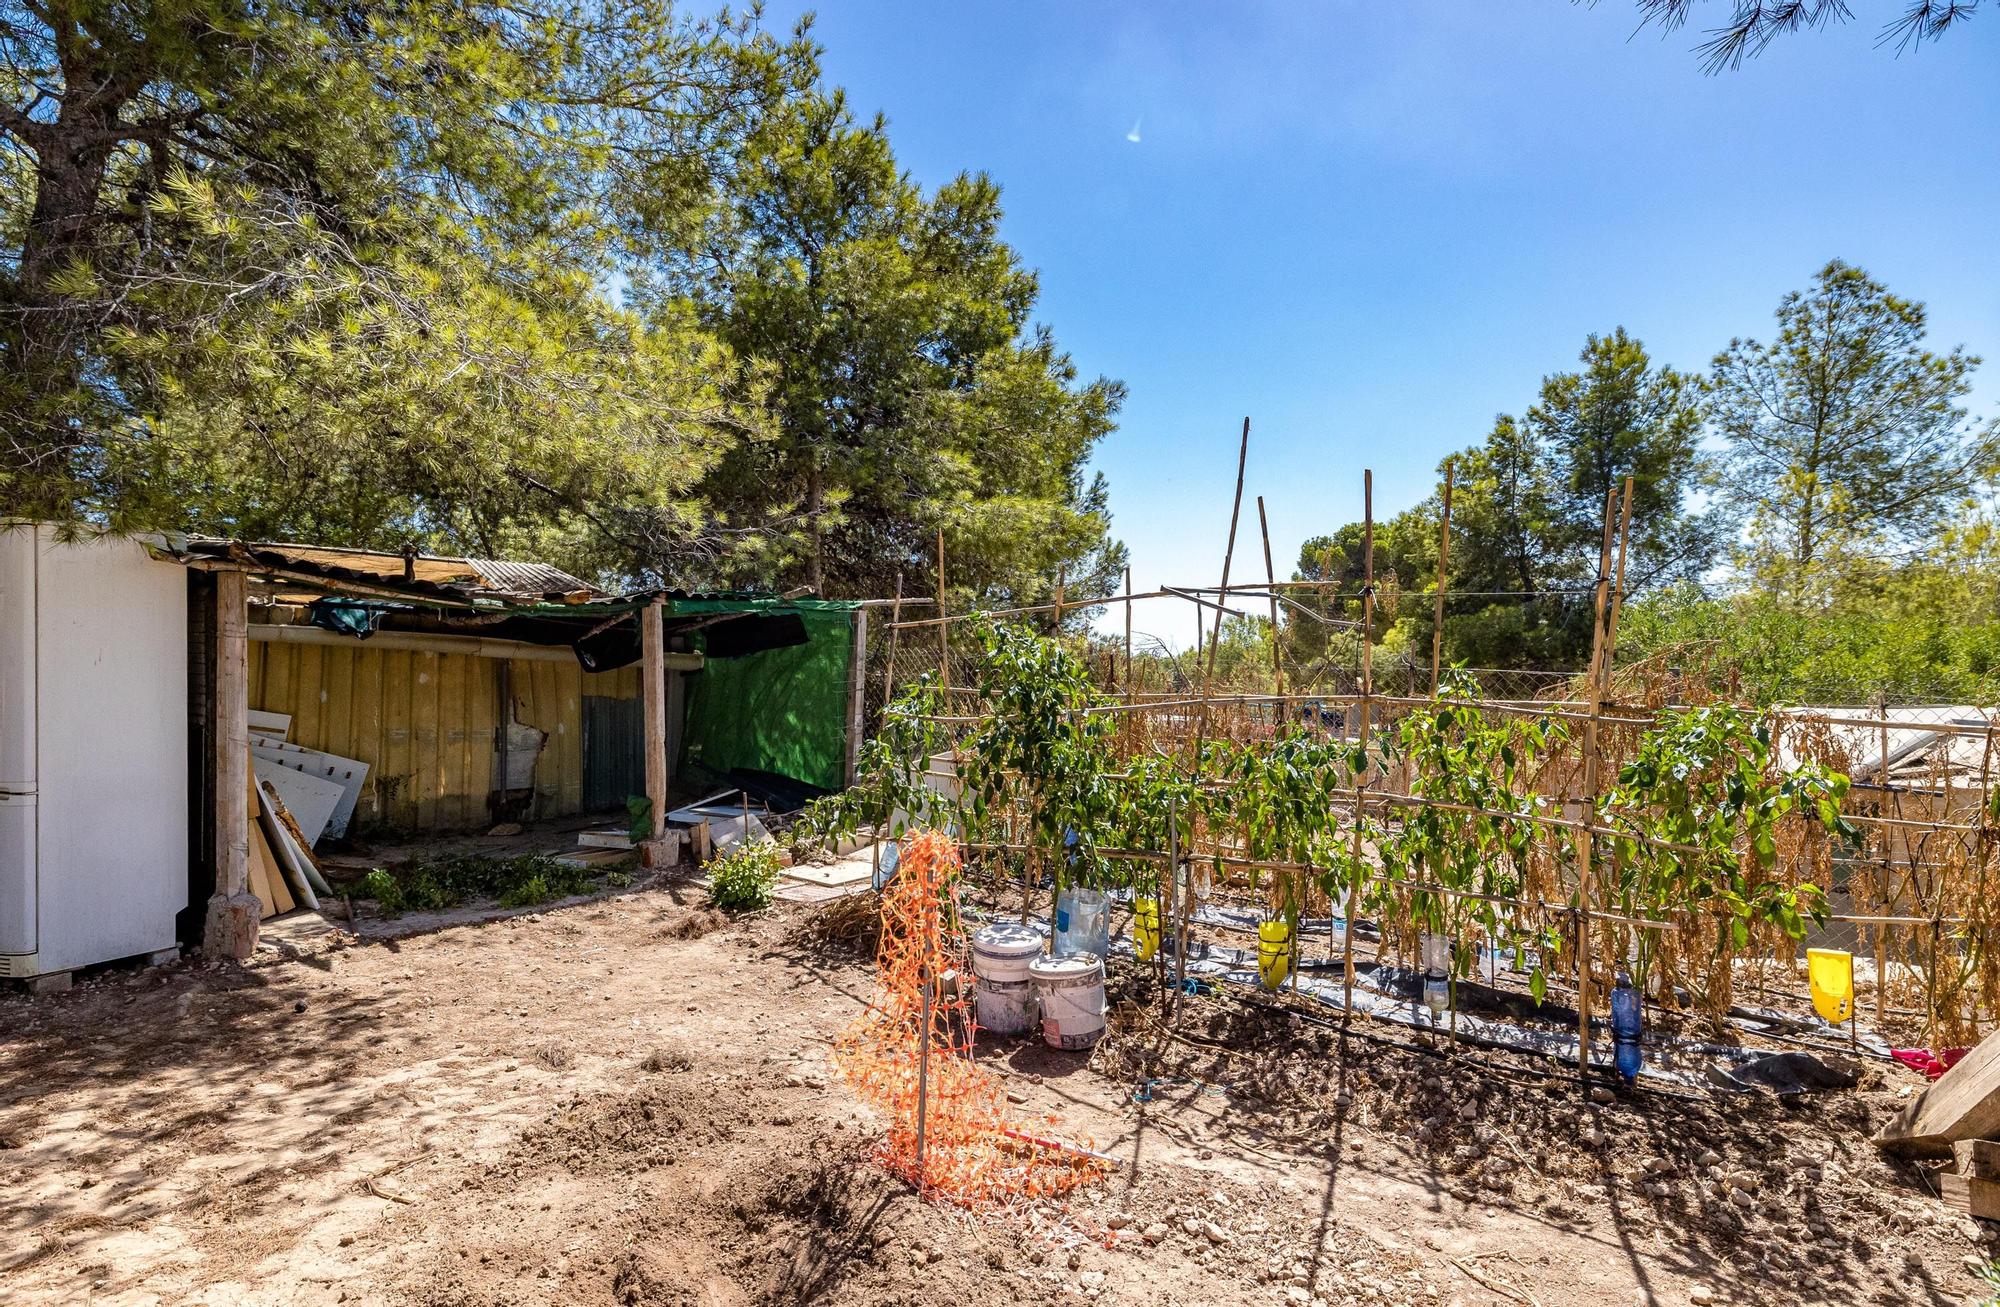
[1054,887,1111,960]
[1029,951,1107,1050]
[971,922,1045,1036]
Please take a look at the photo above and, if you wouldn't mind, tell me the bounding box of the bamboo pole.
[1257,496,1284,702]
[935,529,949,709]
[1170,796,1187,1017]
[1343,470,1375,1021]
[1574,485,1620,1082]
[883,572,904,705]
[1196,417,1252,737]
[953,840,1980,931]
[1875,691,1890,1027]
[1430,459,1455,698]
[1123,564,1135,706]
[871,573,904,884]
[1603,479,1636,687]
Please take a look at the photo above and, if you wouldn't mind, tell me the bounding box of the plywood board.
[251,756,344,848]
[247,821,287,918]
[248,709,291,740]
[253,741,366,840]
[782,854,876,889]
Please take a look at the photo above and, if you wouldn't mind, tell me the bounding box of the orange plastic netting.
[833,829,1107,1205]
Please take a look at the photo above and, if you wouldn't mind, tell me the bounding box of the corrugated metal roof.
[172,538,611,605]
[467,557,598,599]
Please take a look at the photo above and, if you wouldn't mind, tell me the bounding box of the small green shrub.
[358,868,404,914]
[499,874,553,908]
[707,842,782,913]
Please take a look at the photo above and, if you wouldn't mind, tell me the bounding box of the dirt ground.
[2,873,1993,1307]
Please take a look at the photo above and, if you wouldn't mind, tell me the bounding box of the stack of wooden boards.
[1876,1028,2000,1221]
[243,710,365,920]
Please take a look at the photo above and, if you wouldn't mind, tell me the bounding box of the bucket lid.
[1029,950,1103,979]
[973,922,1045,957]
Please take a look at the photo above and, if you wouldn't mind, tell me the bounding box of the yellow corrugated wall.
[247,640,641,833]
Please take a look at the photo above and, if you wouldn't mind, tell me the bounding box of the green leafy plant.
[793,675,953,852]
[1600,703,1861,1012]
[708,842,783,913]
[1376,676,1570,1010]
[358,868,405,915]
[956,619,1124,925]
[1207,729,1365,968]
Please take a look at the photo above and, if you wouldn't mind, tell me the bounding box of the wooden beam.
[202,569,260,960]
[641,599,669,855]
[248,621,701,668]
[1877,1028,2000,1158]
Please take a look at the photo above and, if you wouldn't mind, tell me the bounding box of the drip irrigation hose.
[1166,973,1716,1103]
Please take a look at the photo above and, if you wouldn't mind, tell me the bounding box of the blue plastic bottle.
[1610,971,1643,1086]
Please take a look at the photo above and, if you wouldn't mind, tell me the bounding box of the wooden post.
[846,606,869,787]
[202,568,260,960]
[1430,459,1455,698]
[1052,566,1066,635]
[1575,485,1622,1081]
[1257,496,1284,703]
[1342,471,1375,1019]
[640,598,671,863]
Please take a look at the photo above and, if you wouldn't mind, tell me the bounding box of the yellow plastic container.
[1257,920,1293,990]
[1808,947,1854,1024]
[1134,897,1162,962]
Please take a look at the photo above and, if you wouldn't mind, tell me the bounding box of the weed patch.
[355,853,616,916]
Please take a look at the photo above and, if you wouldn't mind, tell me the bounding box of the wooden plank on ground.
[1956,1140,2000,1181]
[1877,1028,2000,1157]
[1940,1172,2000,1221]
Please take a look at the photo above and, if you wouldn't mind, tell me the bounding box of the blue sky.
[765,2,2000,647]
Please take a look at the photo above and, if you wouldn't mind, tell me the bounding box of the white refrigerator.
[0,525,187,978]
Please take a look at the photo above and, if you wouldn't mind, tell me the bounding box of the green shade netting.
[677,602,856,793]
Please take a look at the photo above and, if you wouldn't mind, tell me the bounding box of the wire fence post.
[915,962,932,1197]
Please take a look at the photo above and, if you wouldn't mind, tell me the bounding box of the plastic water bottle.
[1423,968,1449,1018]
[1610,971,1643,1086]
